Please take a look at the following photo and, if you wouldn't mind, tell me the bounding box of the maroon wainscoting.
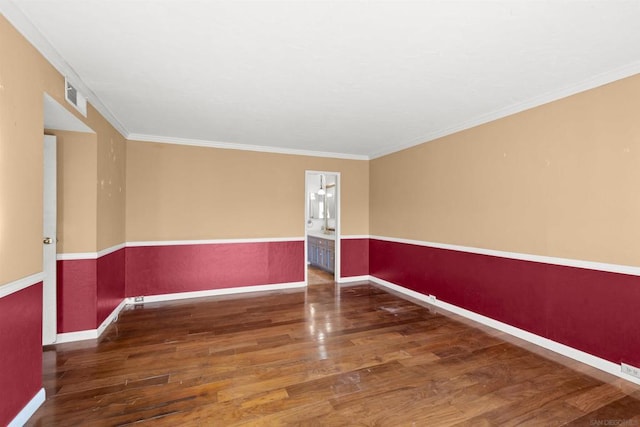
[97,248,126,326]
[0,283,43,426]
[341,238,370,278]
[57,259,97,332]
[126,241,305,297]
[57,248,126,333]
[370,238,640,367]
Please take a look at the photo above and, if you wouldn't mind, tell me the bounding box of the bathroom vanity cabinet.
[307,235,335,273]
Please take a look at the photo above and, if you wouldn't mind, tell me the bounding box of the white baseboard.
[126,281,307,305]
[337,275,372,284]
[56,298,127,344]
[368,275,640,386]
[96,299,127,337]
[55,329,98,344]
[54,282,306,343]
[49,274,640,386]
[8,388,45,427]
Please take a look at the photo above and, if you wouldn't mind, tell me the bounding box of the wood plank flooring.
[307,266,334,286]
[28,282,640,426]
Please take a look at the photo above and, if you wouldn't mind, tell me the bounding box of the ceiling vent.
[64,78,87,117]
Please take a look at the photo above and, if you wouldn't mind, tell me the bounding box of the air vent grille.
[64,78,87,117]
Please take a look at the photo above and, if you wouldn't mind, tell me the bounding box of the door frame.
[42,134,57,345]
[42,93,95,345]
[304,170,341,284]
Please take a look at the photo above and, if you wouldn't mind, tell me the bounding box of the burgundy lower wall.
[370,238,640,367]
[0,283,43,426]
[57,247,126,333]
[97,248,126,326]
[125,241,305,297]
[341,238,369,278]
[57,259,97,332]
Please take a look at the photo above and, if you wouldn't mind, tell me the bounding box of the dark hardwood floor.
[28,282,640,426]
[307,266,334,286]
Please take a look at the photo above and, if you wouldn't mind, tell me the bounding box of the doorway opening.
[304,171,340,285]
[42,93,95,345]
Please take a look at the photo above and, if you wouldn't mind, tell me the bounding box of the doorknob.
[43,237,54,244]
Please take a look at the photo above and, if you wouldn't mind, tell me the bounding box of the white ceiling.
[5,1,640,158]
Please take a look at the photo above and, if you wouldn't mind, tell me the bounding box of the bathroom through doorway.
[304,171,340,285]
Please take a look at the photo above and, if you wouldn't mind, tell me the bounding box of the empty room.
[2,1,640,425]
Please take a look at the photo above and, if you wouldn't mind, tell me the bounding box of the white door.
[43,135,57,345]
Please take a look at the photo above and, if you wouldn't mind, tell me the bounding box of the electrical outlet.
[134,296,144,303]
[621,363,640,379]
[428,294,436,304]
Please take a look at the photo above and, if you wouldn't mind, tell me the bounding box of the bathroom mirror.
[309,192,324,219]
[307,175,336,224]
[325,185,335,221]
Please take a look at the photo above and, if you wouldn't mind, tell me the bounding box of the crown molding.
[127,133,369,160]
[4,0,639,161]
[0,0,130,137]
[369,61,640,159]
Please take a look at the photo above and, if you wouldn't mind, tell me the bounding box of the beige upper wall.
[46,120,125,254]
[371,74,640,266]
[1,14,59,284]
[46,130,98,253]
[5,7,639,277]
[0,15,126,285]
[126,141,369,241]
[90,104,127,251]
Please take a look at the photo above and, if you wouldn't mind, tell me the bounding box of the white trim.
[369,62,640,159]
[55,329,98,344]
[126,281,306,304]
[370,235,640,276]
[128,134,369,161]
[97,243,126,258]
[0,273,44,299]
[126,237,305,248]
[304,173,310,285]
[56,252,98,261]
[57,238,305,259]
[8,388,45,427]
[369,276,640,386]
[56,243,125,260]
[2,0,638,162]
[337,275,371,284]
[56,282,306,343]
[340,235,370,240]
[0,0,129,137]
[96,299,127,337]
[55,298,127,344]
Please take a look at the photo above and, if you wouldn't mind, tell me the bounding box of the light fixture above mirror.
[318,174,326,196]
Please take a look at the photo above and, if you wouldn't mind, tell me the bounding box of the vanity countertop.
[307,231,336,241]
